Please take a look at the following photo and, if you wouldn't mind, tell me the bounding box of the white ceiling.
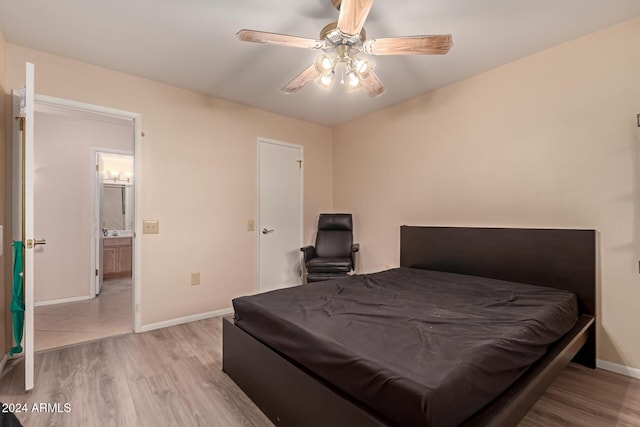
[1,0,640,127]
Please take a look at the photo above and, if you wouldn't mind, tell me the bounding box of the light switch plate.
[143,220,159,234]
[191,272,200,286]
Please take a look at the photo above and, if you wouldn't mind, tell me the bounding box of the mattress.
[232,268,578,427]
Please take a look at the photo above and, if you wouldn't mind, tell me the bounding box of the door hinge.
[96,164,100,172]
[17,117,25,131]
[297,160,302,169]
[96,269,99,276]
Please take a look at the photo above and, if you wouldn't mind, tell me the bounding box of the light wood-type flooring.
[34,277,132,352]
[0,316,638,427]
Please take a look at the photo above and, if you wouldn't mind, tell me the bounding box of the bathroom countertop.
[103,234,133,239]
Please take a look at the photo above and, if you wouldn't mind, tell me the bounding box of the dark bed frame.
[223,226,596,427]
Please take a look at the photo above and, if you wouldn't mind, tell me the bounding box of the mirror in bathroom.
[100,152,134,235]
[103,184,134,231]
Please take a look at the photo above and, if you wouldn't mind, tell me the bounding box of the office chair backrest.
[315,214,353,258]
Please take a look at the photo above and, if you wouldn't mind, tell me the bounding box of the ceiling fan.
[236,0,452,97]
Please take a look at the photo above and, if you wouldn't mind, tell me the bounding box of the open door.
[16,62,42,391]
[95,153,105,295]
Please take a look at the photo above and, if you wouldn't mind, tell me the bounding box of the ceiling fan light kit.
[312,44,374,91]
[236,0,452,97]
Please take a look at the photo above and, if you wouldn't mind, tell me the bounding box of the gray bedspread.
[232,268,578,427]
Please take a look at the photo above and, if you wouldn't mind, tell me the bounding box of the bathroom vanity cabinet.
[104,237,132,278]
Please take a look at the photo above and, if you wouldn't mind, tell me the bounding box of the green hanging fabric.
[10,241,24,356]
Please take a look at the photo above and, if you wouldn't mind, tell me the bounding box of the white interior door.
[95,153,105,295]
[21,62,36,391]
[258,139,303,292]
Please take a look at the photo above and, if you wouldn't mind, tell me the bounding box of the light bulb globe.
[347,71,360,87]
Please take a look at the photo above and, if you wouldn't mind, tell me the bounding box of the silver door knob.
[262,228,275,234]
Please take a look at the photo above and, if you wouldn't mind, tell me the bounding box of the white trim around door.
[34,94,143,333]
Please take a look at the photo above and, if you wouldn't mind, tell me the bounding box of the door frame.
[256,137,304,293]
[12,94,143,333]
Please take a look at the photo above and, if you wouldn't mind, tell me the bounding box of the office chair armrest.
[351,243,360,270]
[300,245,316,262]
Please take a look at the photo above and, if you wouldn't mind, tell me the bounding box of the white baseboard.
[35,294,94,307]
[139,307,234,333]
[0,353,7,374]
[597,359,640,380]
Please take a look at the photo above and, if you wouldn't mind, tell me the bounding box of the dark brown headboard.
[400,226,596,317]
[400,226,597,368]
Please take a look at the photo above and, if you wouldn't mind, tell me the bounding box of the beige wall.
[0,23,5,88]
[0,23,7,357]
[33,109,133,303]
[6,44,333,325]
[333,17,640,369]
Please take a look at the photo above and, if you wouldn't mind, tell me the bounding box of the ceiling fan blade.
[237,29,323,50]
[360,70,385,97]
[281,65,318,94]
[337,0,374,36]
[364,35,453,56]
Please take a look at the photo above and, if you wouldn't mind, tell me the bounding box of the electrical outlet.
[191,272,200,286]
[248,220,255,231]
[143,220,159,234]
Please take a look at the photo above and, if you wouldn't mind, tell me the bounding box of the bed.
[222,226,596,426]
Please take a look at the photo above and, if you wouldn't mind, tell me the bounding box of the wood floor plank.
[127,373,198,427]
[0,346,86,427]
[222,380,276,427]
[79,338,138,426]
[2,317,639,427]
[519,364,640,426]
[138,328,184,367]
[164,355,251,426]
[178,320,223,366]
[30,346,85,427]
[112,332,167,382]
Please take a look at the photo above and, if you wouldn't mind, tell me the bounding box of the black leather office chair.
[301,213,359,283]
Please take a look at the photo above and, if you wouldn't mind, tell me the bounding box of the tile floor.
[34,277,133,352]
